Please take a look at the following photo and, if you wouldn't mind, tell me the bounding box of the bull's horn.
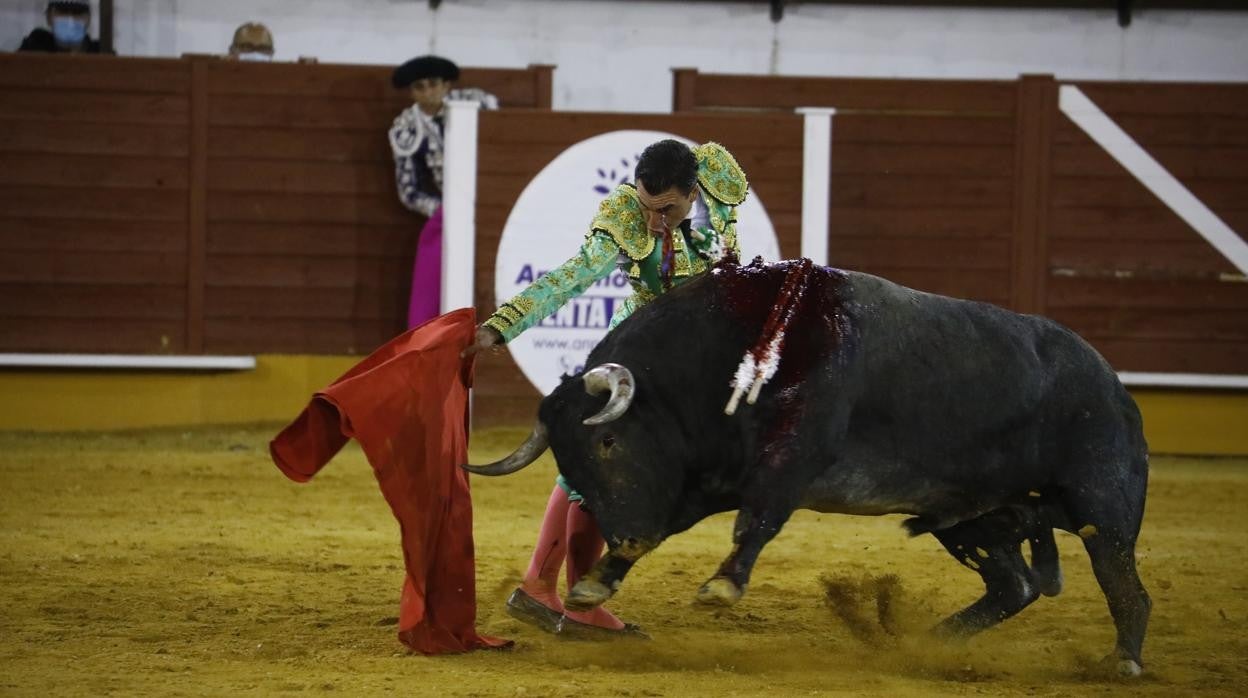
[582,363,635,426]
[461,421,548,476]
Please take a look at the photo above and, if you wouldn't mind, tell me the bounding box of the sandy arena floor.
[1,425,1245,696]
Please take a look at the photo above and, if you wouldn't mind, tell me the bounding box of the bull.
[465,258,1150,676]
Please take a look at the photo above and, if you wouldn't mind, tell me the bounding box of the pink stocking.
[520,484,571,613]
[562,502,625,630]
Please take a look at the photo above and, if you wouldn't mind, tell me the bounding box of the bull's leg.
[564,550,640,611]
[1061,446,1150,676]
[1028,525,1063,597]
[696,435,831,606]
[694,505,793,605]
[931,521,1040,637]
[1080,531,1150,676]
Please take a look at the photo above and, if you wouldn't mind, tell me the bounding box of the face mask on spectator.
[51,16,87,44]
[237,52,272,62]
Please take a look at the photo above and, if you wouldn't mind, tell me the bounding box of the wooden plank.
[0,251,186,284]
[478,142,620,176]
[835,267,1012,304]
[0,54,189,94]
[1047,277,1248,310]
[828,174,1013,209]
[206,191,410,225]
[531,65,554,109]
[205,61,547,106]
[830,238,1011,271]
[1053,143,1248,179]
[0,153,188,189]
[205,286,404,321]
[208,126,387,162]
[690,74,1016,113]
[470,67,552,108]
[0,317,186,353]
[0,186,187,221]
[478,112,805,148]
[0,283,185,318]
[204,254,409,289]
[672,68,697,112]
[1080,337,1248,374]
[0,121,189,157]
[1011,74,1055,315]
[0,219,186,252]
[1073,81,1248,117]
[830,143,1015,177]
[1050,206,1248,242]
[203,318,398,355]
[828,207,1013,239]
[0,89,188,125]
[729,151,805,186]
[1049,239,1236,276]
[834,114,1016,145]
[1055,114,1248,147]
[1048,307,1248,342]
[188,58,208,354]
[208,94,396,129]
[1051,176,1248,210]
[207,159,393,194]
[208,222,413,256]
[206,61,394,100]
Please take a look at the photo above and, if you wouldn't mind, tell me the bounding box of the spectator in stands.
[389,55,498,328]
[19,0,102,53]
[227,22,274,61]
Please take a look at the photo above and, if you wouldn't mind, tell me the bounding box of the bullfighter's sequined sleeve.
[484,232,621,343]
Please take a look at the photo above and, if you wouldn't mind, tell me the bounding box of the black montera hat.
[48,0,91,13]
[391,55,460,89]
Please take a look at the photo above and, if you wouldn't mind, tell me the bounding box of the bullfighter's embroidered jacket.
[484,142,748,342]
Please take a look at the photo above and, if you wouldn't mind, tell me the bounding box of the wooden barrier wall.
[674,69,1248,375]
[2,55,1245,430]
[0,53,553,355]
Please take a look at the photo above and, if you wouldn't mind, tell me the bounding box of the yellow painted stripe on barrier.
[1130,389,1248,456]
[0,356,1245,455]
[0,355,356,432]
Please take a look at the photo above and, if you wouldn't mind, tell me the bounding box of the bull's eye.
[601,434,615,449]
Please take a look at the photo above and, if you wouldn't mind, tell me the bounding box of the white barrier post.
[796,107,836,266]
[441,99,481,314]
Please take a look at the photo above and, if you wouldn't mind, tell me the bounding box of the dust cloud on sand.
[1,426,1245,696]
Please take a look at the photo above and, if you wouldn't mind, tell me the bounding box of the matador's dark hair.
[634,139,697,195]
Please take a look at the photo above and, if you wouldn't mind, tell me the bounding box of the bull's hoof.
[566,579,612,611]
[1112,657,1143,678]
[1099,653,1142,678]
[696,577,743,606]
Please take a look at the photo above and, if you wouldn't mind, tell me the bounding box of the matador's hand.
[461,325,503,359]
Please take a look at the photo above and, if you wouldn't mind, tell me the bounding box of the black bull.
[466,259,1150,674]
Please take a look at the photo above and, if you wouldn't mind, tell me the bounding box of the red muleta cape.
[269,308,510,654]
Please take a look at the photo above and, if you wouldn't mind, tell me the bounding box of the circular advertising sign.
[494,130,780,395]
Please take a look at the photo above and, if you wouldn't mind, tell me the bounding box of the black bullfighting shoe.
[505,588,563,634]
[554,615,650,641]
